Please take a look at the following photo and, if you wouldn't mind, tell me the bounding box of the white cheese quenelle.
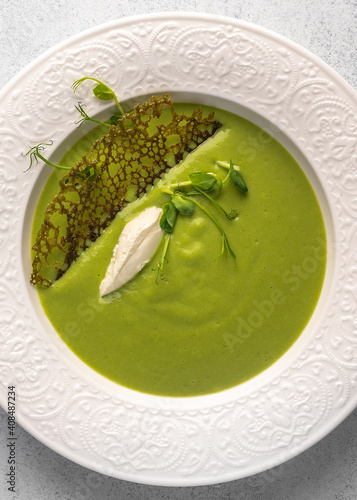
[100,206,163,297]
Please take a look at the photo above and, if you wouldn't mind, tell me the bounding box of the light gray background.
[0,1,356,499]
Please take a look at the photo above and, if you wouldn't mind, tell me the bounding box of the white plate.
[0,12,356,486]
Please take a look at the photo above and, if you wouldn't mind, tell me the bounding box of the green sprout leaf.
[72,76,125,115]
[92,82,116,101]
[204,172,222,198]
[229,160,248,192]
[160,203,178,233]
[82,165,97,182]
[216,160,248,192]
[171,194,195,215]
[189,172,217,191]
[110,114,123,125]
[157,164,240,283]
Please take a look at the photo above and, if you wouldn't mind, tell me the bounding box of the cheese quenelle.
[100,206,163,297]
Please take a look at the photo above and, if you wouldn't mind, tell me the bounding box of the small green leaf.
[82,165,90,176]
[171,194,195,215]
[71,76,125,115]
[206,173,222,198]
[229,160,248,192]
[189,172,217,191]
[110,114,122,125]
[165,204,177,228]
[160,203,178,233]
[93,83,115,101]
[82,165,97,181]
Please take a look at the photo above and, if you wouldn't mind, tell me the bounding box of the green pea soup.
[32,103,327,397]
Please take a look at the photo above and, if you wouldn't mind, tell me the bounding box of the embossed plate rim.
[0,11,356,486]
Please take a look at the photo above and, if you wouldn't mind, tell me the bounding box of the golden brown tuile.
[31,95,221,286]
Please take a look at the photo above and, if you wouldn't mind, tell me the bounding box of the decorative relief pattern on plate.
[0,14,356,485]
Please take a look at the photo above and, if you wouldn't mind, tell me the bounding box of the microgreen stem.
[194,185,238,220]
[182,195,236,259]
[23,142,70,172]
[156,232,171,283]
[162,187,200,197]
[113,95,125,117]
[74,103,111,128]
[222,171,230,184]
[215,160,233,170]
[34,152,69,170]
[161,187,175,195]
[166,180,193,190]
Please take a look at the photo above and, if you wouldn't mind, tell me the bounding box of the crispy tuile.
[31,95,221,286]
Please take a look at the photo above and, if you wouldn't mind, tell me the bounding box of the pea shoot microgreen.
[157,159,248,278]
[24,75,128,178]
[72,76,125,116]
[171,194,195,215]
[23,141,97,183]
[229,160,248,192]
[188,171,217,191]
[23,141,70,172]
[160,203,178,233]
[74,102,111,128]
[215,160,248,193]
[156,203,178,282]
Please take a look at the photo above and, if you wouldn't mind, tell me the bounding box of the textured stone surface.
[0,1,356,499]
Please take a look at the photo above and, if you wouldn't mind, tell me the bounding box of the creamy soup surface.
[33,103,327,396]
